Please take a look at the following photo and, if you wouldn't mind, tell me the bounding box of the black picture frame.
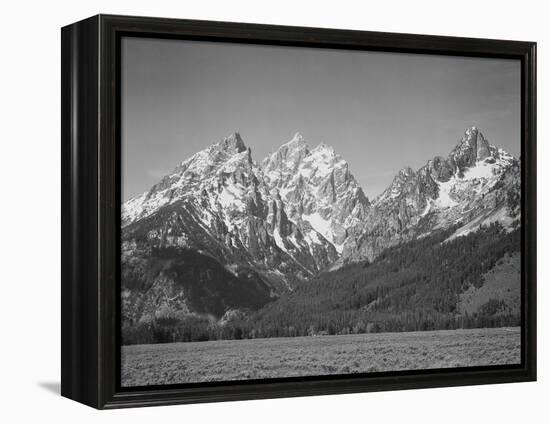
[61,14,537,409]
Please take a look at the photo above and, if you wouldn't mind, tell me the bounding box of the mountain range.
[121,127,520,327]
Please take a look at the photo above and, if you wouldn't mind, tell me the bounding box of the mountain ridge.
[121,127,520,325]
[338,126,519,264]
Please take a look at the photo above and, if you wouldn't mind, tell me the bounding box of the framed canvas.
[61,14,537,409]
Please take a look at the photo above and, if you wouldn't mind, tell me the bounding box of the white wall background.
[1,0,546,421]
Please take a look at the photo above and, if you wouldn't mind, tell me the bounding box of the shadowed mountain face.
[121,127,520,324]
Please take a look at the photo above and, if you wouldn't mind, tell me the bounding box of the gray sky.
[122,37,520,201]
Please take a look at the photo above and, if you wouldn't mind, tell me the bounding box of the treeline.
[122,223,521,344]
[122,314,252,345]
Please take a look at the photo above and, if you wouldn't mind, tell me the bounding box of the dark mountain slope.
[121,246,274,344]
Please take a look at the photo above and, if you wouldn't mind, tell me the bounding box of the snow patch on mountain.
[420,199,432,217]
[435,179,458,208]
[302,212,344,253]
[302,212,331,239]
[218,184,246,210]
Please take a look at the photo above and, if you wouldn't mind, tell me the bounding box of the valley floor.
[121,327,520,387]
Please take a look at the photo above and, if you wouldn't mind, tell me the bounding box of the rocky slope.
[262,132,370,253]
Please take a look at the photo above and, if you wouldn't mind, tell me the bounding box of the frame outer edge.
[526,42,537,381]
[61,14,102,409]
[61,14,538,409]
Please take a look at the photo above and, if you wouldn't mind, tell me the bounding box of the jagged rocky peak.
[306,143,344,174]
[388,165,416,187]
[262,133,346,179]
[262,132,310,177]
[280,132,309,153]
[341,125,520,265]
[288,131,306,145]
[312,141,333,153]
[218,131,247,154]
[397,166,416,179]
[172,132,250,178]
[260,133,371,253]
[398,126,502,187]
[449,126,496,173]
[377,165,419,203]
[377,126,512,205]
[464,126,491,159]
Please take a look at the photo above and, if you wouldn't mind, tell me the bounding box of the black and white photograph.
[1,0,546,419]
[119,36,523,387]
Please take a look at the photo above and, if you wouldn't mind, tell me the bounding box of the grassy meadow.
[121,327,520,386]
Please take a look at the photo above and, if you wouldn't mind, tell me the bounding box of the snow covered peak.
[277,132,308,151]
[260,135,369,252]
[374,127,518,229]
[122,133,258,227]
[174,132,250,178]
[465,125,478,136]
[375,126,518,210]
[298,144,347,184]
[397,166,415,177]
[262,133,310,178]
[263,135,349,187]
[290,132,305,144]
[311,142,336,156]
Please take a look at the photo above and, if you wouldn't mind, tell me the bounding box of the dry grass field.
[121,327,520,387]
